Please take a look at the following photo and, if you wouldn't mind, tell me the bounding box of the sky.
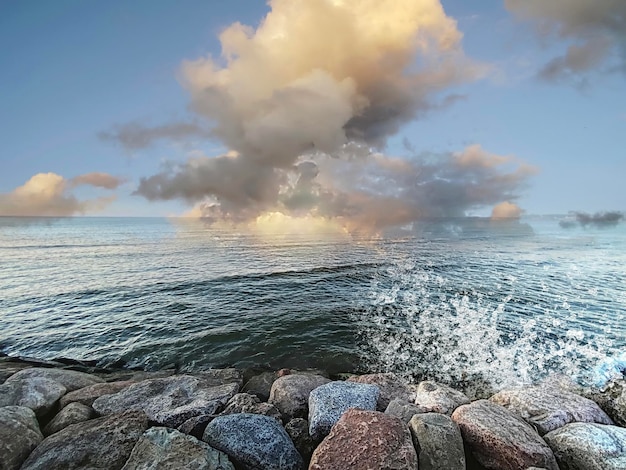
[0,0,624,225]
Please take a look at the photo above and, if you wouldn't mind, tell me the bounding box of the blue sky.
[1,0,624,219]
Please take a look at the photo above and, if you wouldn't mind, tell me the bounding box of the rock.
[203,413,303,470]
[543,422,626,470]
[269,374,331,421]
[309,409,418,470]
[92,375,239,428]
[178,414,216,440]
[385,398,429,424]
[451,400,558,470]
[59,380,135,408]
[242,372,276,401]
[0,406,43,470]
[5,367,103,392]
[0,358,34,383]
[308,380,379,441]
[491,383,614,435]
[414,381,470,415]
[408,412,466,470]
[122,426,234,470]
[0,376,67,416]
[20,410,148,469]
[43,402,94,436]
[95,369,176,383]
[585,379,626,427]
[220,393,283,423]
[194,368,244,388]
[285,418,315,463]
[347,373,414,410]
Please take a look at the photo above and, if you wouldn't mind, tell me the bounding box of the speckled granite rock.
[347,373,414,410]
[409,412,466,470]
[220,393,282,423]
[414,381,470,416]
[5,367,103,392]
[285,418,315,463]
[0,406,43,470]
[43,402,94,436]
[0,377,67,416]
[385,398,429,424]
[585,379,626,427]
[59,380,135,408]
[309,409,418,470]
[269,374,331,420]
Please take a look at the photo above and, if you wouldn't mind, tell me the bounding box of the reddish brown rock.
[309,409,418,470]
[452,400,558,470]
[347,373,413,411]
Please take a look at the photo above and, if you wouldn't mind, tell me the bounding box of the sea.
[1,216,625,394]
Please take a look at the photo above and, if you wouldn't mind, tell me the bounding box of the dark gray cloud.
[560,211,624,229]
[99,122,211,150]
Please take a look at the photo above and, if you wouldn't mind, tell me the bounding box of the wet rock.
[308,381,379,441]
[285,418,315,463]
[309,409,418,470]
[5,367,103,392]
[43,402,94,436]
[0,406,43,470]
[385,397,429,424]
[20,410,148,469]
[242,371,276,401]
[543,422,626,470]
[414,381,470,416]
[203,413,303,470]
[92,375,239,428]
[0,376,67,416]
[451,400,558,470]
[269,374,331,420]
[122,426,234,470]
[491,383,613,435]
[220,393,282,423]
[408,412,466,470]
[585,379,626,427]
[59,380,135,408]
[347,373,414,410]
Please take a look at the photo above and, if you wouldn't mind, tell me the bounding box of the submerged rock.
[43,402,94,436]
[308,381,379,441]
[20,410,148,469]
[5,367,103,392]
[413,381,470,416]
[309,409,418,470]
[347,373,414,410]
[0,376,67,416]
[269,374,331,421]
[92,375,239,428]
[59,380,135,408]
[543,422,626,470]
[220,393,282,423]
[122,426,234,470]
[385,398,429,424]
[0,406,43,470]
[203,413,303,470]
[451,400,558,470]
[491,383,613,435]
[408,412,466,470]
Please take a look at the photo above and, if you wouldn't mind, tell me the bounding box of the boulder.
[5,367,103,392]
[491,383,613,435]
[414,381,470,415]
[92,375,239,428]
[20,410,148,469]
[203,413,303,470]
[585,379,626,427]
[269,374,331,420]
[308,381,379,441]
[178,414,216,440]
[451,400,558,470]
[408,412,466,470]
[242,371,276,401]
[543,422,626,470]
[43,402,94,436]
[0,376,66,416]
[122,426,234,470]
[309,409,418,470]
[385,398,429,424]
[0,359,34,383]
[285,418,315,463]
[59,380,135,408]
[347,373,414,410]
[220,393,282,423]
[194,368,244,389]
[0,406,43,470]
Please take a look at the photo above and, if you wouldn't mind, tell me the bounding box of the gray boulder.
[385,398,429,424]
[203,413,303,470]
[269,374,331,420]
[414,381,470,415]
[543,422,626,470]
[122,426,234,470]
[20,410,148,469]
[59,380,135,408]
[409,412,466,470]
[285,418,315,463]
[585,379,626,427]
[451,400,558,470]
[308,381,379,441]
[43,402,94,436]
[92,375,239,428]
[491,383,613,435]
[0,359,34,383]
[178,414,216,440]
[194,368,244,388]
[242,371,276,401]
[0,406,43,470]
[5,367,102,392]
[0,376,66,416]
[221,393,282,423]
[347,373,414,410]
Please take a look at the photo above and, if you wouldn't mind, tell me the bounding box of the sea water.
[1,216,624,392]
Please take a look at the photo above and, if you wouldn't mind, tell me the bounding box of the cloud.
[99,122,211,150]
[0,172,119,216]
[559,211,624,229]
[491,201,523,219]
[505,0,626,83]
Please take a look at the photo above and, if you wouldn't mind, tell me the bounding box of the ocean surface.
[1,216,625,393]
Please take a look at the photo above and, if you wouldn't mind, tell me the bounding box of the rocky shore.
[1,354,625,469]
